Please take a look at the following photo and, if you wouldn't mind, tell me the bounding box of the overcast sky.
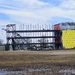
[0,0,75,43]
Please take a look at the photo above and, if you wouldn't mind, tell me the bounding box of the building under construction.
[54,22,75,49]
[5,22,75,50]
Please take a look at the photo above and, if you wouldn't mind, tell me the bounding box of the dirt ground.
[1,49,75,55]
[13,49,75,55]
[0,50,75,69]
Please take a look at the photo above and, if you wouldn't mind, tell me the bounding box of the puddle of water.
[59,69,75,74]
[0,70,27,75]
[0,67,75,75]
[0,68,51,75]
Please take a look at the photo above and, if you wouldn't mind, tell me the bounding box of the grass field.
[0,50,75,75]
[0,50,75,69]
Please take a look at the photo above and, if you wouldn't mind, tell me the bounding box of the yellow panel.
[62,30,75,49]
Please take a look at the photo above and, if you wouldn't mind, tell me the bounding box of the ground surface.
[0,50,75,75]
[0,50,75,69]
[1,49,75,55]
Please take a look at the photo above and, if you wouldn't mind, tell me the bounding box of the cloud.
[0,0,75,42]
[0,0,75,25]
[0,0,51,24]
[60,0,75,9]
[0,0,49,10]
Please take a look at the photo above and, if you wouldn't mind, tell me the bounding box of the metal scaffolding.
[6,24,62,50]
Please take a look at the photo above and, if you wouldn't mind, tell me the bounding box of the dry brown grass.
[0,50,75,69]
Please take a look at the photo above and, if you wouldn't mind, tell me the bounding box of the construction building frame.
[5,24,62,50]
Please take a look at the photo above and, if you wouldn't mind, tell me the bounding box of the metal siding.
[62,30,75,48]
[54,24,60,30]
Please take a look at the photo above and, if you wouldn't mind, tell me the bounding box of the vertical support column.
[54,30,62,49]
[6,24,16,50]
[6,25,10,50]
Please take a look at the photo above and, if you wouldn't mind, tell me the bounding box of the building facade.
[54,22,75,49]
